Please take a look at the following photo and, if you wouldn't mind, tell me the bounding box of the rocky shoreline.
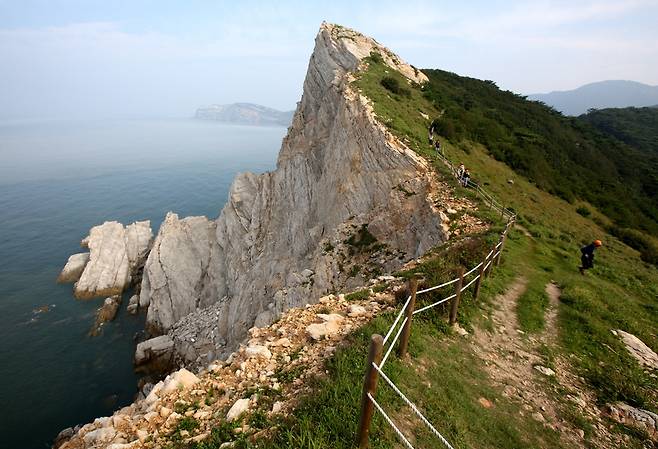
[54,281,403,449]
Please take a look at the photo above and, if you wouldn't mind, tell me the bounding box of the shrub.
[381,76,411,97]
[345,289,370,301]
[576,206,591,217]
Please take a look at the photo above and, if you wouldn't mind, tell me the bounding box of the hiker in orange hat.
[579,240,602,274]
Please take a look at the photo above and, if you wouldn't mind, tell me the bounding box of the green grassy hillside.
[579,106,658,157]
[422,71,658,237]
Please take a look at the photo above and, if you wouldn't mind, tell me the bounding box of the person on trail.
[462,170,469,187]
[579,240,602,274]
[457,163,465,179]
[434,139,442,155]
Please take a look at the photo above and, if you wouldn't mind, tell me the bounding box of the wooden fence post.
[397,277,418,358]
[485,244,496,278]
[496,231,508,266]
[357,334,384,449]
[449,267,465,325]
[473,251,489,301]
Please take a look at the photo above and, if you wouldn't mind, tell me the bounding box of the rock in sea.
[64,220,152,299]
[89,295,122,336]
[57,253,89,283]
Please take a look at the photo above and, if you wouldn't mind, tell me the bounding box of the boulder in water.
[70,221,152,299]
[57,253,89,283]
[89,295,122,336]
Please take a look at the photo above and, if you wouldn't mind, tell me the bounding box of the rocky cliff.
[138,23,449,368]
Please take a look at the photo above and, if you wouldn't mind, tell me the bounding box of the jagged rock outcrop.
[57,253,90,283]
[606,402,658,441]
[140,23,447,366]
[66,221,152,299]
[613,329,658,370]
[89,295,122,336]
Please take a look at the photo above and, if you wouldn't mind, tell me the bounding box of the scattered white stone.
[245,345,272,360]
[82,427,116,445]
[270,337,291,347]
[271,401,284,414]
[306,320,341,340]
[163,368,200,393]
[317,313,343,323]
[348,305,367,317]
[534,365,556,376]
[227,399,250,421]
[616,329,658,370]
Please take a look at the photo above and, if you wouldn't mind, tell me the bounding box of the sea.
[0,118,285,449]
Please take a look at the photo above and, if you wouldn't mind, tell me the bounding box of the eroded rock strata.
[59,220,153,299]
[138,23,449,368]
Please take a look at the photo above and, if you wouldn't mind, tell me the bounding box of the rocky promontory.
[59,220,153,299]
[136,22,448,369]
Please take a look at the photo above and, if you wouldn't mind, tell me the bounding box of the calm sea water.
[0,118,284,449]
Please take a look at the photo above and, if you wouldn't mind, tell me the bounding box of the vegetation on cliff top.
[235,53,658,448]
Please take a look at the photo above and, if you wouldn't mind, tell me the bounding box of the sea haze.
[0,118,285,449]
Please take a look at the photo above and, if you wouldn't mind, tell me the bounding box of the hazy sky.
[1,0,657,119]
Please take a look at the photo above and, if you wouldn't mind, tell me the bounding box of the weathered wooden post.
[357,334,384,449]
[397,277,418,358]
[485,244,496,278]
[496,231,508,266]
[449,267,465,325]
[473,251,489,301]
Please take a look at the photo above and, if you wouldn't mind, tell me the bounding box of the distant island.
[195,103,294,126]
[528,80,658,116]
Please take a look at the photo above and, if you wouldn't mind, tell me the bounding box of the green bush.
[380,76,411,97]
[576,206,591,217]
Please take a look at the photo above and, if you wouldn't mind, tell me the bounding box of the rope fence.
[356,153,517,448]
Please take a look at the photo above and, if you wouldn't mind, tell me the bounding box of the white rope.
[484,260,492,271]
[495,241,503,249]
[413,293,457,315]
[494,250,501,258]
[460,274,480,292]
[383,295,411,345]
[367,393,415,449]
[373,364,456,449]
[464,262,483,277]
[417,278,459,294]
[486,249,494,259]
[380,317,407,368]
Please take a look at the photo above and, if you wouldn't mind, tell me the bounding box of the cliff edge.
[138,23,447,368]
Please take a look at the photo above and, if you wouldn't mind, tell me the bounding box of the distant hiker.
[462,169,471,187]
[434,139,442,155]
[457,163,465,179]
[579,240,602,274]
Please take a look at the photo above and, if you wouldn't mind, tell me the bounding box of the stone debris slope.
[56,283,401,449]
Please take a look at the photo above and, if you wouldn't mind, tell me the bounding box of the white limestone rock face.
[140,23,447,365]
[142,213,218,333]
[57,253,89,283]
[72,221,152,299]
